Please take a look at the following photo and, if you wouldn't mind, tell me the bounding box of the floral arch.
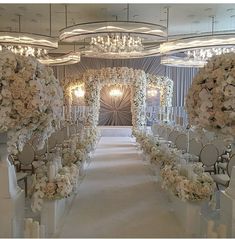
[64,67,173,130]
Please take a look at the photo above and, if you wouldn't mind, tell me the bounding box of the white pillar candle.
[32,221,40,238]
[24,218,33,238]
[39,224,46,238]
[207,220,215,235]
[48,164,56,183]
[218,224,227,238]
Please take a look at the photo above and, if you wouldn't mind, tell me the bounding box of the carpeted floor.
[58,137,184,238]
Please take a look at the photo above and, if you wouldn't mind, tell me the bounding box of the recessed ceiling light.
[226,8,234,12]
[204,8,212,11]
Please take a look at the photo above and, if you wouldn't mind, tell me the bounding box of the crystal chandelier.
[109,88,123,97]
[147,88,158,97]
[186,47,235,61]
[90,34,143,54]
[74,87,85,98]
[0,45,48,58]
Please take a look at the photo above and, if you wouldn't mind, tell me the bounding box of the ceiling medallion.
[59,21,166,59]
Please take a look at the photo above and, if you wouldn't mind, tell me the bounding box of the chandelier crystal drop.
[90,34,144,54]
[186,47,235,61]
[1,45,48,57]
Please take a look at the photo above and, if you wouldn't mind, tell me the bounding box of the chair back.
[18,143,35,166]
[56,130,64,145]
[200,144,219,167]
[175,134,187,151]
[69,125,77,136]
[189,139,203,156]
[168,130,180,143]
[211,139,227,156]
[32,136,47,156]
[151,124,158,136]
[48,132,57,150]
[227,154,235,177]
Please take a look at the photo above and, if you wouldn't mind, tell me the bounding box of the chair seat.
[204,165,215,172]
[16,172,28,181]
[218,162,227,170]
[211,174,230,186]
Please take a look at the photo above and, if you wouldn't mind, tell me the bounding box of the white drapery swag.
[99,85,132,126]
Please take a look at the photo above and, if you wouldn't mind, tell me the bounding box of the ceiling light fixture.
[0,14,58,56]
[74,87,85,98]
[38,51,80,66]
[160,15,235,67]
[109,88,123,97]
[59,4,166,59]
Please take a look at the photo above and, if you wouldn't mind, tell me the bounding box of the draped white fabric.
[98,85,132,126]
[53,56,199,108]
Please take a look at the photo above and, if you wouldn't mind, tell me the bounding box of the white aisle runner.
[58,137,184,238]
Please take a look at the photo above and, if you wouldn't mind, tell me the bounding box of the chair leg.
[24,177,27,197]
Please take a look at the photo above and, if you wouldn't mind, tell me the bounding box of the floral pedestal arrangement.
[0,132,25,238]
[41,198,67,237]
[220,166,235,237]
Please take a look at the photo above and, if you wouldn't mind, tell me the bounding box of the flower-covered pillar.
[84,75,101,129]
[0,51,63,237]
[131,71,147,131]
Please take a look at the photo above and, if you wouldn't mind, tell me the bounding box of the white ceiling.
[0,3,234,53]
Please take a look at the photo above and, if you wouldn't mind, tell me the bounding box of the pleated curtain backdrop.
[53,56,199,108]
[99,85,132,126]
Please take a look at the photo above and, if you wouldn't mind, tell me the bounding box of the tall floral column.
[0,51,63,237]
[84,74,101,128]
[131,71,147,131]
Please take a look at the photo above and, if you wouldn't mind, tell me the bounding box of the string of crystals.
[0,45,48,57]
[90,34,144,54]
[186,47,235,61]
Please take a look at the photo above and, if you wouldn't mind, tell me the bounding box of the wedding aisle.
[58,137,184,238]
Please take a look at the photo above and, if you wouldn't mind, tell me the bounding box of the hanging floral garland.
[147,74,173,107]
[0,51,63,154]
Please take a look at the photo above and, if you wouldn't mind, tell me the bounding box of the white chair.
[200,144,219,174]
[211,139,227,157]
[189,139,203,157]
[175,134,187,151]
[17,143,35,174]
[212,155,235,188]
[168,130,180,144]
[48,132,57,151]
[151,124,158,136]
[69,124,77,136]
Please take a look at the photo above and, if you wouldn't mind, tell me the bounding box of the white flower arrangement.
[0,50,63,154]
[160,164,215,202]
[31,163,79,212]
[134,129,215,202]
[186,52,235,136]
